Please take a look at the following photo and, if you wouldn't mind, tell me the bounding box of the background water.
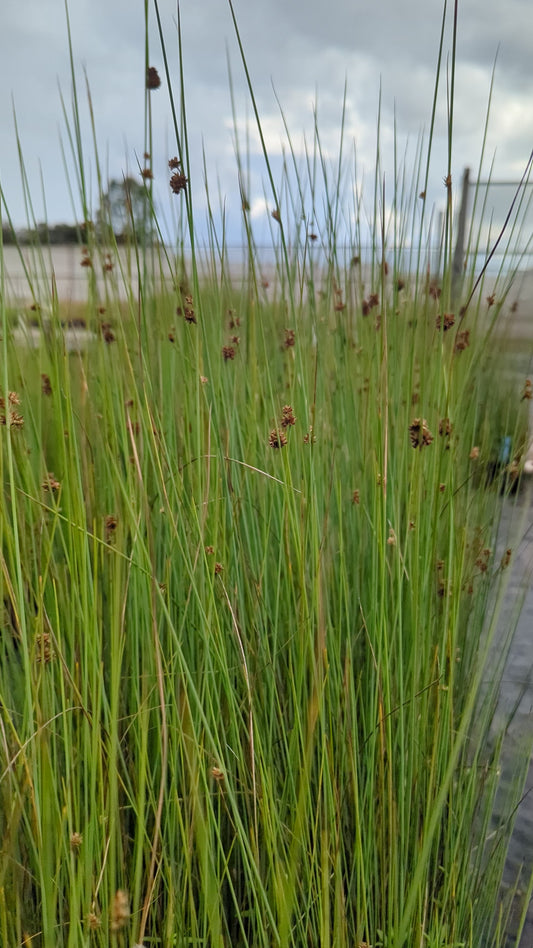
[495,491,533,946]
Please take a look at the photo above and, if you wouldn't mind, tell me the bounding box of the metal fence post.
[452,166,471,302]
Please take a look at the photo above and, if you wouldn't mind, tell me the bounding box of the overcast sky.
[1,0,532,248]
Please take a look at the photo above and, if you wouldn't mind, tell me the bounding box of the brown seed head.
[35,632,54,664]
[0,408,21,427]
[70,831,83,852]
[87,913,101,931]
[281,405,296,427]
[269,428,288,449]
[146,66,161,90]
[42,473,61,492]
[41,374,52,396]
[222,345,236,361]
[436,312,455,331]
[409,418,434,448]
[110,890,130,932]
[168,156,180,170]
[170,172,188,195]
[475,548,491,573]
[283,328,296,348]
[439,418,452,438]
[454,330,470,352]
[501,548,512,569]
[100,322,116,344]
[521,378,533,401]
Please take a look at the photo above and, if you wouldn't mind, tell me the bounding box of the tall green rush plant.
[0,0,531,946]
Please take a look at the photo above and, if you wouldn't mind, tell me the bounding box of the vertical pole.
[452,166,470,302]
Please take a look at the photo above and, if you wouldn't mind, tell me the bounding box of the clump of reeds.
[0,2,531,947]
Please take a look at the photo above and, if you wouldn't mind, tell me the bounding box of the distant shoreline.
[2,243,532,308]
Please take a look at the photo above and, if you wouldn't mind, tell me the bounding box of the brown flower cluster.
[86,911,101,931]
[146,66,161,90]
[42,473,61,493]
[222,345,236,361]
[41,374,52,396]
[35,632,54,664]
[228,309,240,330]
[170,171,188,194]
[168,157,188,195]
[475,547,491,574]
[269,428,288,449]
[500,548,512,570]
[334,284,346,312]
[110,890,130,932]
[70,831,83,853]
[1,392,23,428]
[100,321,115,344]
[269,405,296,447]
[361,293,379,317]
[436,312,455,331]
[409,418,434,449]
[439,417,452,438]
[454,329,470,352]
[177,293,196,324]
[283,328,296,348]
[105,515,118,542]
[280,405,296,428]
[521,378,532,401]
[436,559,449,598]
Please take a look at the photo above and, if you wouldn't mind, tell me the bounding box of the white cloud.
[0,0,531,251]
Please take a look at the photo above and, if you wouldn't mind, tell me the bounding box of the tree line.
[2,177,154,246]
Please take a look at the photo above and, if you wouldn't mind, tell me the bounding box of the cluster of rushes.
[0,1,533,947]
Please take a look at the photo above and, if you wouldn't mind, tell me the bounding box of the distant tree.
[1,224,17,245]
[48,222,79,244]
[97,177,153,243]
